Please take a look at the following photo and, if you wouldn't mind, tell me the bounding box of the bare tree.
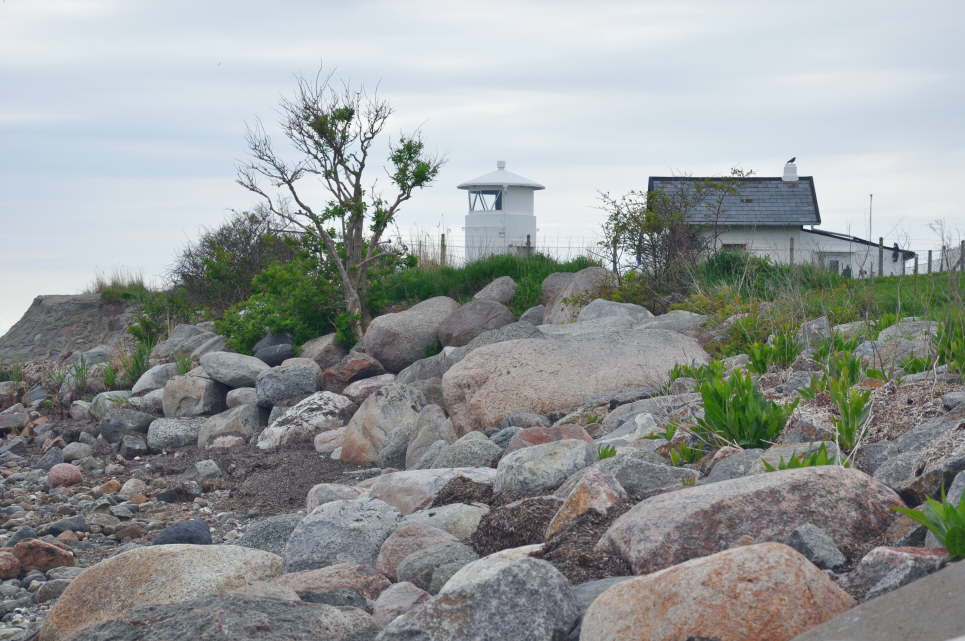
[237,69,443,336]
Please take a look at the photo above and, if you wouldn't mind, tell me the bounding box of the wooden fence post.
[525,235,532,257]
[913,255,918,275]
[928,249,932,274]
[878,237,884,277]
[901,254,906,276]
[440,234,446,266]
[960,240,965,271]
[789,237,794,265]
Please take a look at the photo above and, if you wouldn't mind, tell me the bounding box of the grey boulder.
[494,439,595,494]
[200,352,270,388]
[473,276,517,305]
[147,418,206,452]
[255,365,318,408]
[283,498,401,572]
[437,299,515,347]
[361,296,459,373]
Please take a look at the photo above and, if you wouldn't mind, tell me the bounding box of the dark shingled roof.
[647,176,821,226]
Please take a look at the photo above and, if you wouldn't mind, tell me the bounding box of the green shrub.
[217,253,341,353]
[893,488,965,561]
[668,439,705,466]
[761,443,847,471]
[694,369,798,449]
[668,360,726,385]
[829,378,872,451]
[168,209,297,315]
[770,331,803,367]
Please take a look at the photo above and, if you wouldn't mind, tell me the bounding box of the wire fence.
[401,232,965,278]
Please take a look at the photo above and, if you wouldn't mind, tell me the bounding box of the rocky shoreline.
[0,268,963,640]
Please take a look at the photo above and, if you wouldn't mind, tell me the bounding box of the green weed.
[693,369,798,449]
[761,443,847,471]
[893,488,965,561]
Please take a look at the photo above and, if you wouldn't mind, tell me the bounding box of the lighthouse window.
[469,189,502,211]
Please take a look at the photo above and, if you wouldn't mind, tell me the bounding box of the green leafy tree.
[238,70,444,337]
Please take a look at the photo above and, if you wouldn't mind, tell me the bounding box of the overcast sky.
[2,0,964,334]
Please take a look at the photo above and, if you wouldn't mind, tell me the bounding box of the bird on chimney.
[786,157,796,164]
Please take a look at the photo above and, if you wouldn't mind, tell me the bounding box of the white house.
[458,161,543,261]
[648,161,915,277]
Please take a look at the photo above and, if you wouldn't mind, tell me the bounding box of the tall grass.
[85,269,149,303]
[369,253,597,316]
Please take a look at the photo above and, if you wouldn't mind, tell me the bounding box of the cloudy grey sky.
[2,0,963,333]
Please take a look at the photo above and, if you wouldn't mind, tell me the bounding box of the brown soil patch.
[470,496,563,556]
[141,445,364,516]
[533,501,633,584]
[863,379,958,443]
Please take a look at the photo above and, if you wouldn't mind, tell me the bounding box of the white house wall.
[702,226,909,277]
[465,185,537,261]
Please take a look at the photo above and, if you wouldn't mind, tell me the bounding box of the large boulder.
[98,408,155,443]
[540,272,575,307]
[299,333,348,370]
[405,405,458,469]
[437,299,515,347]
[147,418,205,452]
[38,544,283,641]
[255,364,318,408]
[321,352,385,393]
[197,404,261,448]
[130,363,177,396]
[444,328,708,433]
[790,556,965,641]
[67,594,374,641]
[361,296,459,372]
[494,439,595,494]
[161,374,227,418]
[234,514,303,557]
[267,563,391,600]
[378,556,579,641]
[430,431,502,468]
[199,352,270,388]
[256,392,355,451]
[396,541,478,593]
[576,298,653,324]
[282,498,401,572]
[474,276,517,305]
[369,468,497,515]
[402,503,490,540]
[598,466,903,575]
[544,267,614,324]
[376,522,457,581]
[580,543,853,641]
[340,384,427,464]
[151,324,214,362]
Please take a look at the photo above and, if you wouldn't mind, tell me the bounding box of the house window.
[469,190,502,211]
[741,198,753,203]
[722,243,747,251]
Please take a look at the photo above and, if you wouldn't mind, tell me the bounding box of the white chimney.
[783,161,798,182]
[497,160,506,170]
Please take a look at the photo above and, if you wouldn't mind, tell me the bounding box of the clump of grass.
[120,340,153,387]
[86,269,149,303]
[762,443,848,471]
[693,369,798,449]
[102,363,118,391]
[175,352,193,375]
[829,378,872,452]
[597,444,617,460]
[369,253,597,317]
[70,356,90,393]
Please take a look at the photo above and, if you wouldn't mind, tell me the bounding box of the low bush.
[0,362,23,383]
[693,369,798,449]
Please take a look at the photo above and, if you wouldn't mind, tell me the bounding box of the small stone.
[12,539,74,572]
[47,463,83,488]
[0,553,20,580]
[34,578,71,603]
[152,520,212,546]
[119,478,148,497]
[194,459,221,480]
[788,523,847,570]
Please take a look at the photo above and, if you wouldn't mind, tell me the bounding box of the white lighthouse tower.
[458,160,543,261]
